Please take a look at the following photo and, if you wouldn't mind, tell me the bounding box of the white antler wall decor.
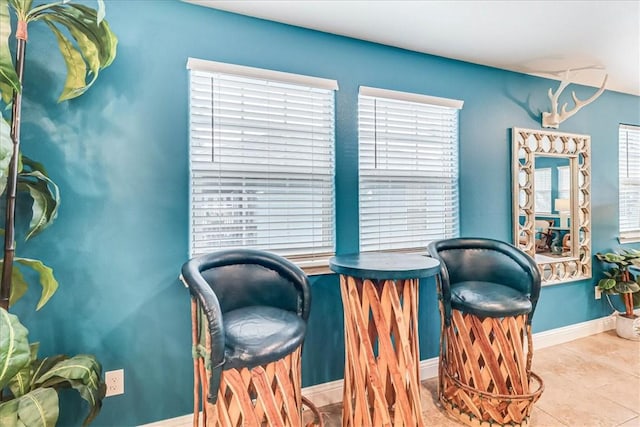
[541,70,608,129]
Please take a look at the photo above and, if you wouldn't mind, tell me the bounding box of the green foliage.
[0,308,30,390]
[0,1,20,104]
[0,137,60,309]
[0,0,115,310]
[0,387,59,427]
[0,1,115,425]
[4,256,58,310]
[596,249,640,315]
[0,0,118,102]
[0,114,12,195]
[0,308,105,427]
[18,156,60,240]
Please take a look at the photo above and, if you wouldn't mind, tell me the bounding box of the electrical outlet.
[595,286,602,300]
[105,369,124,397]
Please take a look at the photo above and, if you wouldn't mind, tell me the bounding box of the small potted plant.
[596,249,640,341]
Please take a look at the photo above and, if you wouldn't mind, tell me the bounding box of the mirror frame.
[512,127,591,285]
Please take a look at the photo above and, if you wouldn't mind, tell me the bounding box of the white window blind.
[535,168,552,214]
[557,166,570,201]
[188,59,337,266]
[619,124,640,239]
[358,87,463,252]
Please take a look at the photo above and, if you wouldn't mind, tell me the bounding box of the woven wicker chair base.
[191,300,323,427]
[194,346,325,427]
[439,310,544,427]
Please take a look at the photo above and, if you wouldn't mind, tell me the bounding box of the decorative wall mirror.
[512,127,591,285]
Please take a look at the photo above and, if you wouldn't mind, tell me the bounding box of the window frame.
[357,86,463,253]
[534,167,552,215]
[619,123,640,243]
[557,165,570,201]
[187,58,338,270]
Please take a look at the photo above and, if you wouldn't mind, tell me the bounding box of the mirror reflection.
[512,128,591,285]
[532,156,573,261]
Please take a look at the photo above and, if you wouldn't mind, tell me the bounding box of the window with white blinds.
[557,166,570,201]
[535,168,552,214]
[187,58,337,266]
[619,124,640,240]
[358,86,463,252]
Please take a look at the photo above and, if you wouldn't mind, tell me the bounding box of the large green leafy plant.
[0,308,105,426]
[0,0,117,425]
[596,249,640,318]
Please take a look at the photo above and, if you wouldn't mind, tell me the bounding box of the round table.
[330,253,440,427]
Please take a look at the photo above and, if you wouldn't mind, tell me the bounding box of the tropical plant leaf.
[18,144,60,240]
[40,12,100,89]
[30,354,66,385]
[0,307,30,390]
[8,342,39,398]
[23,1,64,19]
[19,154,45,173]
[0,257,58,309]
[32,2,117,101]
[11,1,35,15]
[7,261,28,307]
[19,181,48,236]
[0,114,13,196]
[35,354,102,390]
[0,80,14,108]
[53,377,105,426]
[75,377,106,426]
[597,278,617,291]
[603,253,625,263]
[45,3,117,67]
[617,281,640,294]
[67,3,117,67]
[14,257,58,310]
[0,387,60,427]
[0,0,20,105]
[96,0,104,23]
[0,398,21,427]
[33,354,104,426]
[17,167,60,239]
[42,20,87,102]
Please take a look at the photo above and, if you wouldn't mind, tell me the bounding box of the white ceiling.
[187,0,640,96]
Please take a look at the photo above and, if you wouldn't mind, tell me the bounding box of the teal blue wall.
[9,1,640,425]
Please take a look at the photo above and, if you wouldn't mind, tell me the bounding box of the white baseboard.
[532,314,616,350]
[139,315,615,427]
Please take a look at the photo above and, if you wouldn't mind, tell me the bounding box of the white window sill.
[301,264,333,276]
[618,234,640,244]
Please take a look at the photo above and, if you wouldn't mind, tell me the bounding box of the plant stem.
[625,292,634,317]
[0,32,27,311]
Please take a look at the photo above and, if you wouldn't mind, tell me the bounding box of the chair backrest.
[182,249,311,319]
[427,238,541,323]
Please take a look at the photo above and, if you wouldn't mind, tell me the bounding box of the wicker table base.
[340,275,425,427]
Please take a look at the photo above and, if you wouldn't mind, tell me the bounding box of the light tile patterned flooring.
[309,331,640,427]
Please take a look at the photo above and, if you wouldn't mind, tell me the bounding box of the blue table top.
[329,253,440,280]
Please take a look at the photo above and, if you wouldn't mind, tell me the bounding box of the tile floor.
[309,331,640,427]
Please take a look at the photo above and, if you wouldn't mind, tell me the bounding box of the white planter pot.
[615,314,640,341]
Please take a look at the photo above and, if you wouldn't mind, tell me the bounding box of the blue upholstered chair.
[427,238,544,427]
[181,249,313,427]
